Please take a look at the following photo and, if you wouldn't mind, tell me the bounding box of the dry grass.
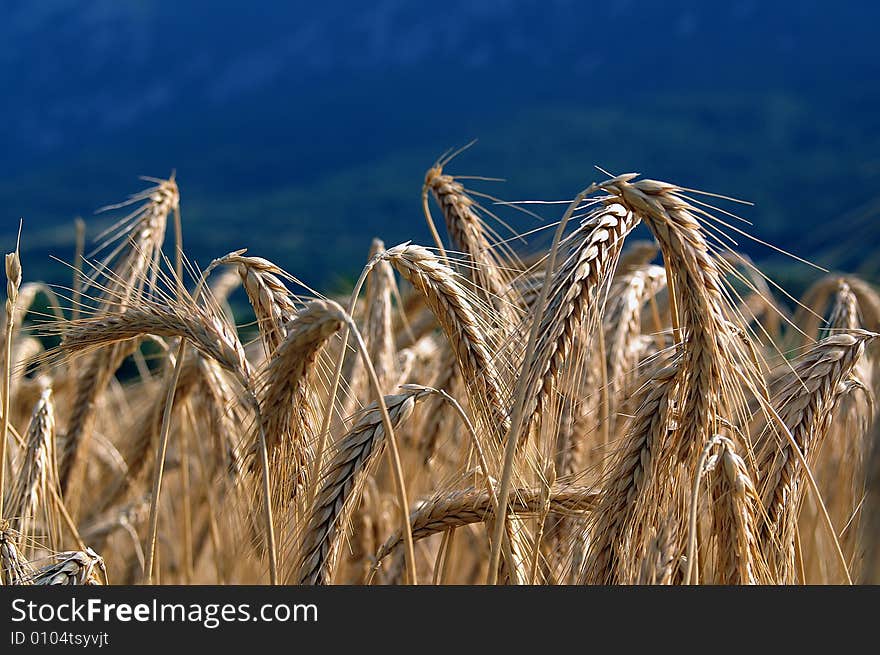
[0,160,878,586]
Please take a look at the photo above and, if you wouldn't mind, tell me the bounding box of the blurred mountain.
[3,0,879,291]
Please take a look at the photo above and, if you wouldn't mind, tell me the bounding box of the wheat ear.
[31,548,106,585]
[382,244,509,439]
[581,361,679,584]
[636,521,677,585]
[423,165,518,322]
[519,202,640,445]
[0,245,22,524]
[61,179,176,497]
[5,386,57,553]
[0,522,33,585]
[710,437,766,584]
[295,388,430,584]
[756,330,876,582]
[374,481,598,568]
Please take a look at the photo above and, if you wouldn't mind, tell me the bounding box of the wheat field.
[1,153,879,586]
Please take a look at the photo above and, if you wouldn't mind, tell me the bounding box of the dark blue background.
[4,1,878,290]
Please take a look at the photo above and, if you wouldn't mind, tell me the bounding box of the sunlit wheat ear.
[826,279,861,333]
[581,361,679,584]
[255,299,345,507]
[597,175,763,459]
[755,330,877,582]
[30,547,106,585]
[1,266,21,371]
[808,279,876,572]
[381,244,509,440]
[587,175,770,582]
[519,203,639,448]
[295,387,431,585]
[423,161,522,319]
[59,178,176,497]
[844,277,880,333]
[60,309,247,389]
[363,239,399,390]
[6,386,58,554]
[709,437,768,585]
[1,521,34,585]
[87,177,178,305]
[227,254,300,356]
[832,278,880,401]
[373,481,598,569]
[787,275,880,351]
[603,264,667,436]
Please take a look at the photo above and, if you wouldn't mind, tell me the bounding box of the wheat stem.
[488,185,594,584]
[312,256,378,507]
[345,318,417,585]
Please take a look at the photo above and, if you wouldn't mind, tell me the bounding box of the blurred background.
[3,0,879,294]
